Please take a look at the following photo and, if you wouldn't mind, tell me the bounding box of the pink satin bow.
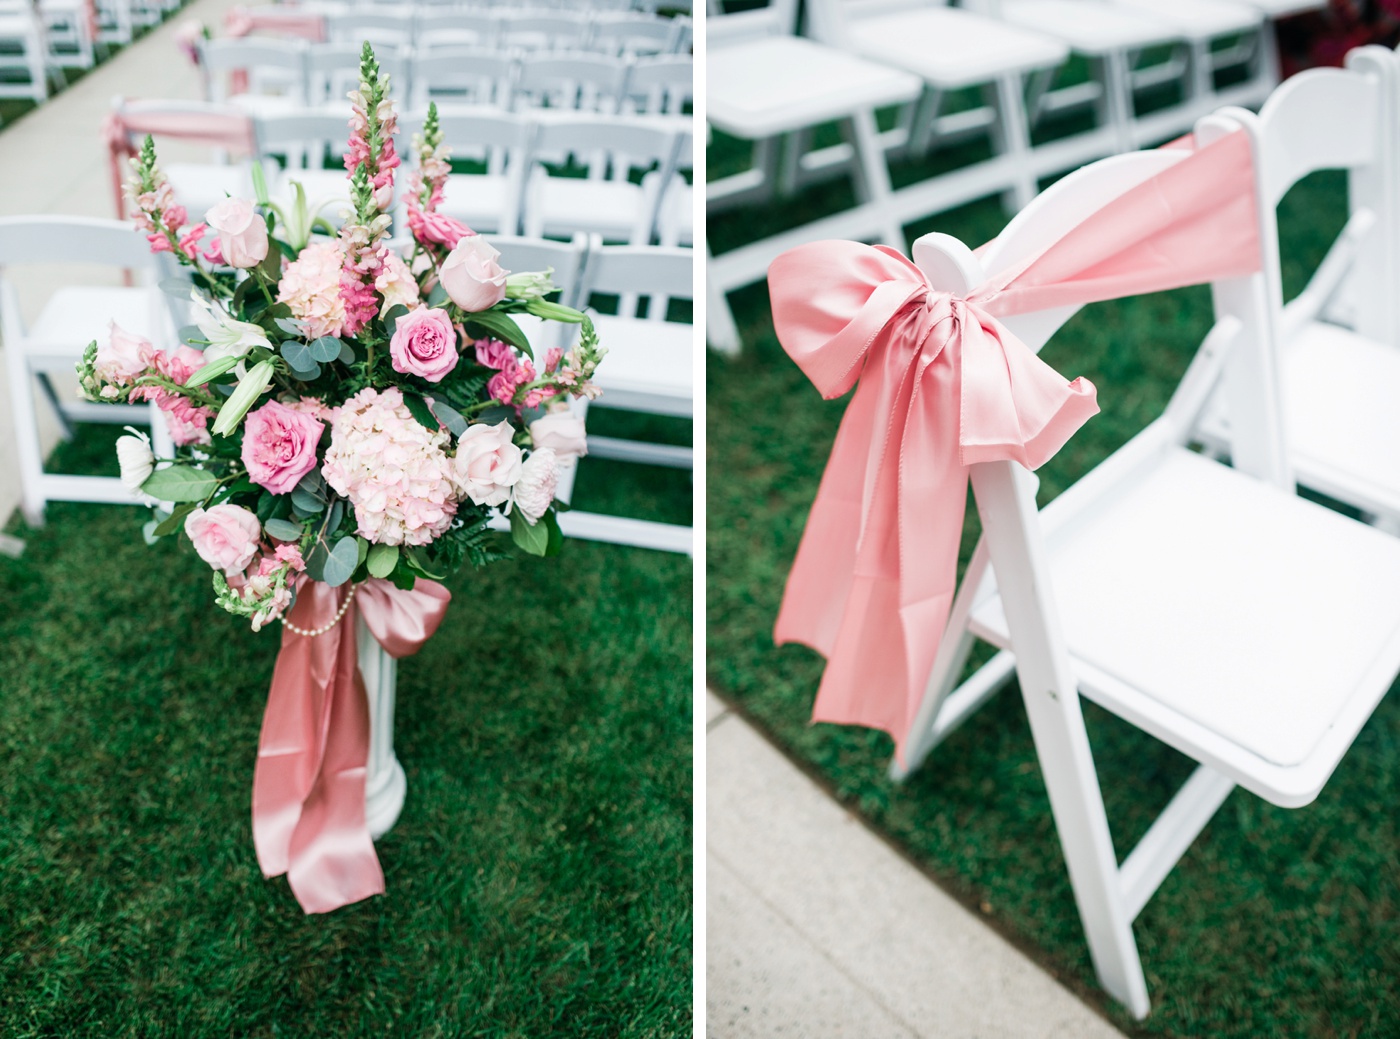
[770,130,1263,760]
[252,577,451,914]
[103,108,257,219]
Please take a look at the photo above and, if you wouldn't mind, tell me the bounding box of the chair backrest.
[404,105,532,177]
[589,13,683,56]
[0,215,160,271]
[327,7,416,47]
[627,54,692,114]
[579,242,692,320]
[486,233,587,309]
[409,47,517,108]
[199,37,308,103]
[707,0,799,43]
[530,112,680,174]
[515,52,630,112]
[415,9,500,48]
[253,109,356,170]
[497,9,589,50]
[306,41,412,106]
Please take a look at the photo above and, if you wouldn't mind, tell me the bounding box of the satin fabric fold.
[770,130,1262,760]
[252,577,450,914]
[103,110,257,219]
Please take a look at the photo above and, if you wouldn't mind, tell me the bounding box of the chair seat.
[1109,0,1262,39]
[587,314,691,412]
[847,8,1070,89]
[970,448,1400,800]
[1000,0,1182,54]
[165,163,257,222]
[529,177,646,240]
[438,172,514,234]
[1279,322,1400,513]
[707,36,922,139]
[1218,0,1325,15]
[26,286,165,362]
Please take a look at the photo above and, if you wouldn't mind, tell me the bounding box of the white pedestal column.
[358,613,406,840]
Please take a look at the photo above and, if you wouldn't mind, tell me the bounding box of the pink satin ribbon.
[253,578,451,914]
[103,108,257,218]
[769,130,1263,760]
[223,6,328,96]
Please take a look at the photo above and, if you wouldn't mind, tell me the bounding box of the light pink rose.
[389,306,459,383]
[440,237,508,312]
[529,411,587,460]
[95,322,153,383]
[453,419,522,507]
[205,198,269,269]
[185,503,261,576]
[241,398,324,494]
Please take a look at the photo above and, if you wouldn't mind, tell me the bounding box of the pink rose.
[185,503,261,576]
[205,197,269,269]
[95,322,153,383]
[408,207,474,249]
[389,306,459,383]
[452,419,522,507]
[440,237,508,312]
[529,411,587,460]
[241,398,324,494]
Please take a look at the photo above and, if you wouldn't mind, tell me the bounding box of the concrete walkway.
[0,0,246,531]
[707,690,1127,1039]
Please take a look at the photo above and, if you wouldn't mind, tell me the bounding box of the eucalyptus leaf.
[274,316,305,337]
[178,325,208,347]
[366,542,399,579]
[304,539,328,582]
[263,517,304,542]
[307,336,344,362]
[338,341,356,364]
[509,505,549,557]
[464,309,532,358]
[290,487,325,514]
[280,340,316,372]
[326,498,345,535]
[184,355,241,387]
[429,400,467,437]
[321,536,358,588]
[356,537,370,570]
[141,465,219,503]
[211,359,275,437]
[297,469,326,497]
[427,282,449,306]
[381,305,408,337]
[152,502,197,537]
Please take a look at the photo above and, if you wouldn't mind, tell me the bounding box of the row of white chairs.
[2,219,694,553]
[337,0,689,10]
[108,98,693,247]
[846,45,1400,1020]
[705,0,1314,353]
[203,38,692,115]
[0,0,183,105]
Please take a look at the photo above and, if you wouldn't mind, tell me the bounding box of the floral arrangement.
[80,43,603,632]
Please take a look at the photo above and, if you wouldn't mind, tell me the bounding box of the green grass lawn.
[0,420,692,1037]
[708,127,1400,1036]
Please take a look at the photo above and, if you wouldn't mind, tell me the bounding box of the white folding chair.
[95,0,134,46]
[199,37,309,115]
[326,6,416,48]
[306,41,412,107]
[415,8,500,49]
[496,9,590,51]
[37,0,94,70]
[405,106,533,236]
[253,108,358,230]
[513,51,630,113]
[1194,49,1400,530]
[625,54,692,115]
[485,232,588,357]
[705,0,922,354]
[408,46,516,109]
[891,146,1400,1018]
[588,12,686,57]
[521,112,686,244]
[0,3,51,106]
[1,216,176,526]
[562,238,693,554]
[642,130,692,246]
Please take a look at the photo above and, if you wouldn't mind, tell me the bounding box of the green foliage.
[140,465,219,503]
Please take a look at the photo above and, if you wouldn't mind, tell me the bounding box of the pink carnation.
[321,386,459,546]
[475,338,515,370]
[277,240,348,340]
[407,207,473,250]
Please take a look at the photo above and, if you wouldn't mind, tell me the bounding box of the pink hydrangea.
[277,240,348,340]
[321,386,459,546]
[375,248,420,313]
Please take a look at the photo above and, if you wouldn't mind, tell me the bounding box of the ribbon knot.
[767,128,1265,761]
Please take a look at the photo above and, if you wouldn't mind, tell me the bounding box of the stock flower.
[529,410,587,460]
[322,386,458,546]
[115,427,155,490]
[389,306,458,382]
[278,240,348,340]
[241,399,325,494]
[440,237,508,312]
[205,198,269,269]
[185,503,261,576]
[452,419,522,507]
[510,448,557,524]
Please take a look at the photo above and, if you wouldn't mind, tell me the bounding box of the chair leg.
[1103,50,1136,155]
[5,352,48,528]
[847,107,904,249]
[36,373,75,441]
[990,73,1037,213]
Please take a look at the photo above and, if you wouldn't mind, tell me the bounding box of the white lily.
[190,289,272,365]
[115,426,155,491]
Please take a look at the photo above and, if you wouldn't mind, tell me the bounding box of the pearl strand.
[282,584,358,638]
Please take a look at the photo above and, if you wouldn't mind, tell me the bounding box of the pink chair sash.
[252,578,451,914]
[103,108,257,218]
[769,130,1263,760]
